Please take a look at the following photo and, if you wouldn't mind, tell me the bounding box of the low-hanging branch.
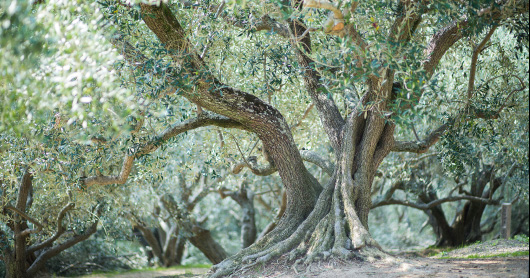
[81,112,247,187]
[372,195,501,210]
[26,212,101,277]
[3,205,43,232]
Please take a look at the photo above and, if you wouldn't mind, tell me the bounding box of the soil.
[72,239,529,278]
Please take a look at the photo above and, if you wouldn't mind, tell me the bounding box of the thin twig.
[230,134,251,169]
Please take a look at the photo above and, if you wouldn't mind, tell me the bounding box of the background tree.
[0,170,102,278]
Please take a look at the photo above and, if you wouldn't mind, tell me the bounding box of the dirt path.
[70,256,529,278]
[72,268,208,278]
[236,239,529,278]
[71,239,528,278]
[270,256,529,278]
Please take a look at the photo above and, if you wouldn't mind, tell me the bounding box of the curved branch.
[372,195,500,210]
[27,203,75,254]
[127,213,164,262]
[392,123,449,153]
[219,8,346,151]
[393,71,526,154]
[82,112,246,187]
[26,217,99,277]
[300,150,334,176]
[466,25,498,102]
[3,205,43,231]
[423,0,529,77]
[291,29,345,151]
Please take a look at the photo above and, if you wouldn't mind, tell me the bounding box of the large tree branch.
[290,26,345,152]
[392,75,525,154]
[132,3,332,216]
[13,170,32,276]
[15,170,32,215]
[218,7,346,152]
[466,25,498,103]
[300,150,334,176]
[3,205,43,232]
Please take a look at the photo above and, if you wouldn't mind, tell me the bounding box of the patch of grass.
[438,250,529,259]
[84,264,211,277]
[423,245,457,257]
[465,250,529,259]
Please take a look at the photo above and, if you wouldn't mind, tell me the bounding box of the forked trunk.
[210,86,395,277]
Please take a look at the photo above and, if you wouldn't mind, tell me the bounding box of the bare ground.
[73,239,529,278]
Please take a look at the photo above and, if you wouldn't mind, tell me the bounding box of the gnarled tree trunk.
[103,1,528,277]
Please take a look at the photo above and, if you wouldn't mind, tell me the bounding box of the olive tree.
[2,0,529,277]
[95,1,529,276]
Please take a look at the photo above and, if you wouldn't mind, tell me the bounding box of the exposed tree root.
[208,113,393,278]
[208,172,386,278]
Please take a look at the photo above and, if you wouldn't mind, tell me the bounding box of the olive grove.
[1,0,529,277]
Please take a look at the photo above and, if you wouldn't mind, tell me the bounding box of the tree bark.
[188,226,228,264]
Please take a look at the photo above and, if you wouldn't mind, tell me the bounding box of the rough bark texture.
[139,4,321,233]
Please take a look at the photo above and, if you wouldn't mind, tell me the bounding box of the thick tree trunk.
[209,92,395,277]
[174,235,186,265]
[139,5,322,240]
[135,4,395,277]
[4,255,22,278]
[188,226,228,264]
[132,223,187,267]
